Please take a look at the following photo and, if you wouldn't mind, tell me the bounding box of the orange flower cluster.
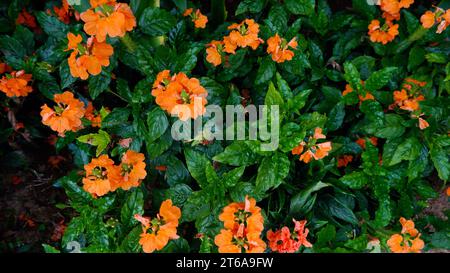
[135,199,181,253]
[80,0,136,43]
[421,7,450,34]
[342,83,375,103]
[206,19,263,66]
[16,9,38,30]
[82,150,147,197]
[66,33,114,80]
[392,78,429,130]
[0,70,33,98]
[151,70,208,121]
[387,217,424,253]
[337,155,353,168]
[214,196,266,253]
[368,0,414,44]
[266,33,298,63]
[356,137,378,149]
[50,0,79,24]
[267,219,312,253]
[40,91,85,136]
[183,8,208,29]
[292,128,332,163]
[84,102,103,127]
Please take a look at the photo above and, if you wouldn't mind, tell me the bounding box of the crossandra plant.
[0,0,448,254]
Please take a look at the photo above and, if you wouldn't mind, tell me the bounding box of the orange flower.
[368,19,399,45]
[292,128,332,163]
[112,150,147,191]
[446,186,450,197]
[421,8,450,33]
[52,0,78,24]
[151,71,208,121]
[80,1,136,42]
[393,78,426,112]
[16,9,38,29]
[40,91,85,136]
[66,33,114,80]
[135,199,181,253]
[215,196,266,253]
[0,70,33,97]
[356,137,378,149]
[421,11,436,29]
[418,117,429,130]
[84,102,103,127]
[183,8,208,29]
[267,34,298,63]
[206,40,224,66]
[82,154,118,197]
[342,83,375,103]
[337,155,353,168]
[267,219,312,253]
[387,217,424,253]
[0,62,12,74]
[223,19,264,54]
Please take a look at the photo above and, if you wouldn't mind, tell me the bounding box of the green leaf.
[77,130,111,157]
[340,171,368,189]
[35,11,69,40]
[255,152,290,194]
[343,62,362,92]
[166,183,193,207]
[388,137,421,166]
[266,6,288,33]
[118,226,142,253]
[139,7,176,36]
[146,107,169,143]
[184,148,209,188]
[166,156,190,186]
[120,188,144,230]
[326,102,345,131]
[430,137,450,181]
[235,0,266,15]
[88,71,111,100]
[408,46,426,71]
[287,89,312,114]
[212,141,258,166]
[285,0,315,15]
[365,67,397,91]
[146,129,173,159]
[374,114,405,139]
[255,56,276,85]
[171,0,187,11]
[0,35,26,59]
[265,81,284,107]
[290,181,329,215]
[42,244,60,253]
[102,108,131,128]
[223,166,245,188]
[59,60,77,89]
[352,0,376,19]
[315,224,336,247]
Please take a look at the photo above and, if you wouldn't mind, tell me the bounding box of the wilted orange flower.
[84,102,103,127]
[135,199,181,253]
[82,154,118,197]
[16,9,38,29]
[151,71,208,121]
[52,0,79,24]
[215,196,266,253]
[356,137,378,149]
[267,33,298,63]
[112,150,147,191]
[393,78,426,112]
[223,19,264,54]
[292,128,332,163]
[183,8,208,28]
[206,40,224,66]
[40,91,85,136]
[267,219,312,253]
[368,19,399,45]
[0,62,12,74]
[420,7,450,33]
[387,217,424,253]
[342,83,375,103]
[66,33,114,80]
[0,70,33,97]
[80,1,136,42]
[337,155,354,168]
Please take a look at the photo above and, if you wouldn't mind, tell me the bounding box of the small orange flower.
[337,155,354,168]
[342,83,375,103]
[0,70,33,97]
[387,217,424,253]
[80,1,136,42]
[223,19,264,54]
[112,150,147,191]
[267,219,312,253]
[16,9,38,30]
[267,33,298,63]
[82,154,118,197]
[421,11,436,29]
[40,91,85,136]
[52,0,78,24]
[151,71,208,121]
[356,137,378,149]
[393,78,426,113]
[368,19,399,45]
[292,128,332,163]
[84,102,103,127]
[206,40,224,66]
[420,7,450,33]
[215,196,266,253]
[183,8,208,29]
[135,199,181,253]
[66,33,114,80]
[0,62,12,74]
